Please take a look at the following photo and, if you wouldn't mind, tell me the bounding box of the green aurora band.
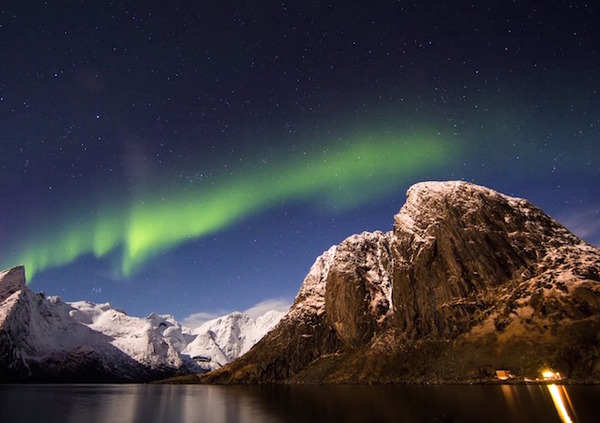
[5,132,454,283]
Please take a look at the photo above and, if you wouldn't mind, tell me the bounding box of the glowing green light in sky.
[4,130,455,283]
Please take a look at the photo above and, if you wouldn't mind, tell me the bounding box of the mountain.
[0,266,283,382]
[183,310,286,369]
[201,181,600,384]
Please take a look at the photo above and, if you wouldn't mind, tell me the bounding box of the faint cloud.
[558,205,600,246]
[181,311,224,328]
[243,298,292,319]
[181,297,292,328]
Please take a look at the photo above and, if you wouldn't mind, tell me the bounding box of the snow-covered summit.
[181,310,285,369]
[397,181,521,231]
[0,266,25,302]
[0,267,284,382]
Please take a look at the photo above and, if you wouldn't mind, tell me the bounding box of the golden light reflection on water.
[500,385,520,421]
[547,384,577,423]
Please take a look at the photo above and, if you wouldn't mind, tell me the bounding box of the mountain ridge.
[0,266,283,382]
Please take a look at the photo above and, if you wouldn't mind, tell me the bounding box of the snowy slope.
[182,310,286,370]
[0,266,285,382]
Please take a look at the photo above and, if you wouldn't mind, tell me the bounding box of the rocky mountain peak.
[202,181,600,384]
[0,266,26,303]
[395,181,569,241]
[390,181,581,339]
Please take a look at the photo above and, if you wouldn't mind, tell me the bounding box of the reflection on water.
[0,383,598,423]
[547,384,576,423]
[499,383,583,423]
[0,385,279,423]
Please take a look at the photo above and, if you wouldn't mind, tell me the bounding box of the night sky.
[1,1,598,325]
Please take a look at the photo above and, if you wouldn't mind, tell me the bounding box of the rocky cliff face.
[201,181,600,383]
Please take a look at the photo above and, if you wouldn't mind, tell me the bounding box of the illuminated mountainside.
[201,181,600,383]
[0,266,283,382]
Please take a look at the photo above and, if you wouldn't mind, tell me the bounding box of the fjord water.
[0,384,598,422]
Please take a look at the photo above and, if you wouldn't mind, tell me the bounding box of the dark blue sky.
[0,1,598,323]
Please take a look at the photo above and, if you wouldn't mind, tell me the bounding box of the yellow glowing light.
[547,384,574,423]
[542,369,561,381]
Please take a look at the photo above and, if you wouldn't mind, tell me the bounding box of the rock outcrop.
[201,181,600,383]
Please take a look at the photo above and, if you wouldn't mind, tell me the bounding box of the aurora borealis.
[9,132,449,281]
[0,1,598,321]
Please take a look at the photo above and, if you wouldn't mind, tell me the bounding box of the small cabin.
[496,370,514,381]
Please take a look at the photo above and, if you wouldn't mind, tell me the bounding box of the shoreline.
[154,373,600,386]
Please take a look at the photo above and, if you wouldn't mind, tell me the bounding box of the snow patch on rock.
[286,245,337,320]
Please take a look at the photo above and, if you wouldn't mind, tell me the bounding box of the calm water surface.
[0,383,598,422]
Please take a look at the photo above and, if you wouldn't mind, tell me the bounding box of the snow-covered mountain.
[0,266,284,382]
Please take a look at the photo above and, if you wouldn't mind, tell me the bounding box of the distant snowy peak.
[0,266,25,303]
[256,309,286,330]
[0,266,285,382]
[0,267,26,329]
[184,310,285,368]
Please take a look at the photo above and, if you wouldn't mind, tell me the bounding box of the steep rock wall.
[201,181,600,383]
